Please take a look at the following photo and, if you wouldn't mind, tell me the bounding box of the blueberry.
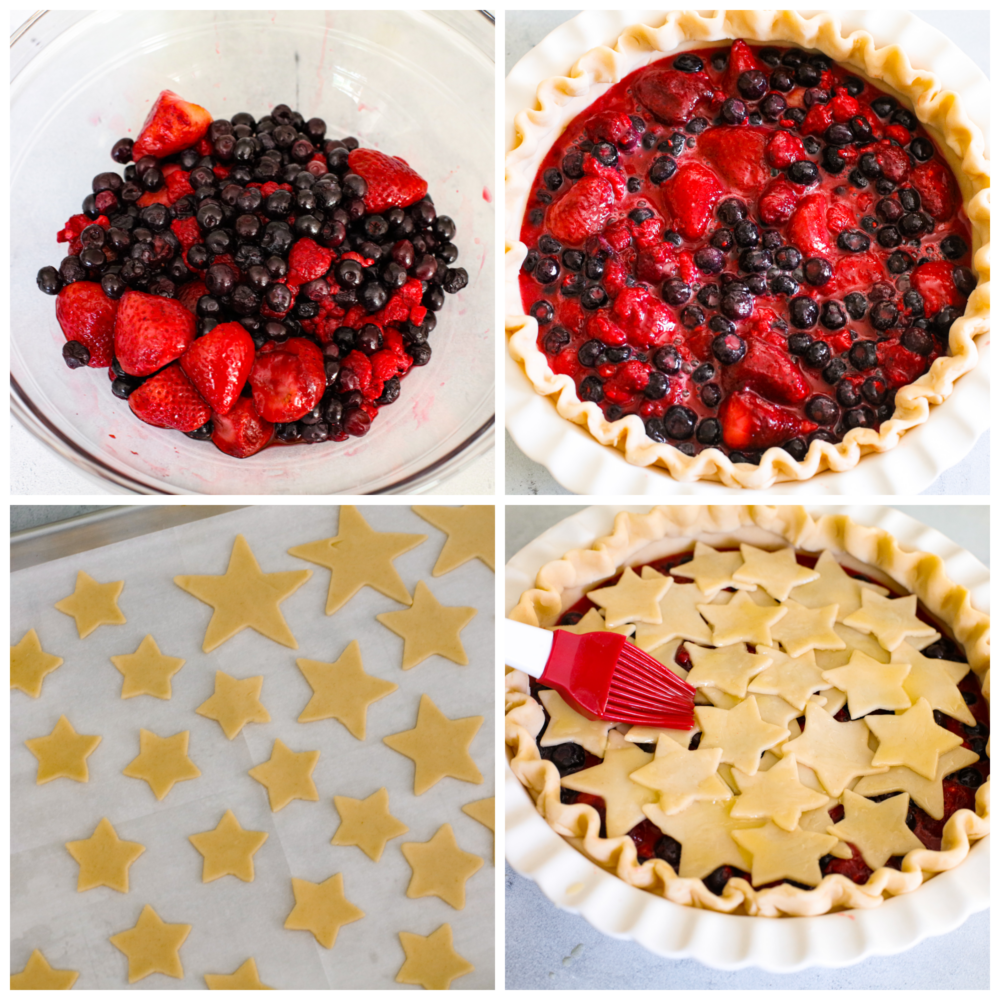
[649,156,677,184]
[837,230,871,253]
[653,345,682,374]
[673,53,703,73]
[820,300,846,330]
[696,418,722,445]
[789,296,819,329]
[662,279,691,305]
[805,395,838,424]
[712,333,746,366]
[716,198,747,226]
[804,340,831,368]
[694,247,725,274]
[578,375,604,402]
[803,258,833,286]
[692,363,715,384]
[940,235,968,260]
[848,340,878,371]
[663,405,697,439]
[870,301,899,331]
[644,371,669,400]
[788,161,819,186]
[774,246,802,271]
[737,71,768,101]
[844,292,867,319]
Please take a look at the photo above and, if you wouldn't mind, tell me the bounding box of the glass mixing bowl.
[11,10,495,494]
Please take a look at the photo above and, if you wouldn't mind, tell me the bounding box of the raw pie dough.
[10,629,63,698]
[109,634,185,700]
[376,581,477,669]
[65,817,145,892]
[54,570,126,638]
[196,671,271,739]
[283,873,364,949]
[401,823,484,909]
[412,505,496,576]
[204,957,273,990]
[188,809,268,883]
[25,715,101,784]
[249,739,320,811]
[122,729,201,801]
[395,924,474,991]
[109,904,191,983]
[10,950,79,990]
[461,797,496,863]
[331,787,408,862]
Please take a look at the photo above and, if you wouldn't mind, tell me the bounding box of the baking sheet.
[10,505,495,989]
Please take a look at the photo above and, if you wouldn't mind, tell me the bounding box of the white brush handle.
[505,620,554,680]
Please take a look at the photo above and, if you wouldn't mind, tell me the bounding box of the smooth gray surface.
[504,504,989,987]
[11,505,115,532]
[503,10,990,496]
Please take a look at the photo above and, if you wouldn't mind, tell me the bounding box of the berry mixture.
[38,90,467,458]
[519,42,976,464]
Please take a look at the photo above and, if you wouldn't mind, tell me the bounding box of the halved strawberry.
[873,140,910,185]
[722,39,764,93]
[547,176,616,245]
[347,148,428,213]
[659,160,723,240]
[878,342,928,388]
[114,290,197,376]
[834,252,884,294]
[765,131,806,169]
[180,322,255,415]
[787,192,833,258]
[248,337,326,422]
[726,340,810,405]
[55,282,118,368]
[128,363,211,432]
[584,111,637,146]
[133,90,212,160]
[698,127,769,195]
[720,390,817,450]
[909,261,963,317]
[210,396,274,459]
[611,287,676,349]
[634,67,715,126]
[635,243,678,284]
[910,159,956,220]
[176,279,209,315]
[286,237,334,286]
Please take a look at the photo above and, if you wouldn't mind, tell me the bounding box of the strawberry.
[546,177,616,245]
[171,216,203,253]
[57,214,100,256]
[602,218,633,252]
[248,337,326,422]
[584,111,637,146]
[765,131,806,169]
[873,140,910,184]
[179,322,255,415]
[910,159,956,220]
[720,390,817,450]
[583,157,627,200]
[726,339,810,405]
[834,252,883,294]
[210,396,274,459]
[128,363,211,432]
[826,201,856,233]
[829,91,860,123]
[347,148,428,213]
[586,313,628,346]
[697,128,769,195]
[286,237,334,286]
[133,90,212,160]
[758,178,801,226]
[635,243,678,284]
[659,161,723,240]
[909,261,963,317]
[55,282,118,368]
[878,342,928,388]
[799,103,833,136]
[164,169,195,204]
[634,67,715,126]
[137,188,172,208]
[787,192,833,258]
[113,290,197,376]
[603,360,651,403]
[884,124,911,146]
[611,286,676,349]
[176,280,208,315]
[722,39,763,92]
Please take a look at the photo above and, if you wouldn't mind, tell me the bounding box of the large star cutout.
[204,958,272,990]
[288,505,425,614]
[553,607,634,637]
[65,817,145,892]
[401,823,484,909]
[684,642,772,698]
[843,590,939,652]
[25,715,101,784]
[10,629,63,697]
[110,634,185,700]
[729,753,829,831]
[54,570,126,638]
[376,581,477,669]
[297,640,397,739]
[698,590,787,647]
[396,924,474,991]
[383,694,483,795]
[788,550,889,621]
[188,809,268,883]
[670,542,754,598]
[826,789,924,870]
[695,697,789,775]
[109,904,191,983]
[196,671,271,740]
[865,698,964,779]
[249,739,319,811]
[748,646,832,711]
[538,687,615,757]
[331,787,409,861]
[770,600,845,658]
[284,872,364,949]
[560,731,655,837]
[629,734,731,814]
[815,622,891,670]
[891,641,975,725]
[633,570,713,650]
[10,950,79,989]
[731,821,838,887]
[123,729,200,800]
[175,535,311,652]
[733,544,819,601]
[821,650,912,718]
[412,504,495,575]
[587,566,671,627]
[644,798,756,879]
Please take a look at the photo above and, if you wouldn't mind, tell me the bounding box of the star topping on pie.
[826,788,924,870]
[695,696,789,775]
[684,642,772,698]
[732,545,819,601]
[538,687,615,757]
[587,566,672,627]
[729,753,830,832]
[769,600,845,658]
[843,590,940,652]
[731,820,838,887]
[865,697,965,779]
[553,606,635,637]
[670,542,753,599]
[892,641,974,725]
[788,550,889,621]
[821,650,912,718]
[633,568,713,649]
[698,589,787,647]
[628,734,732,814]
[748,646,832,710]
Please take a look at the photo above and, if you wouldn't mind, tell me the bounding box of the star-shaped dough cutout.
[731,820,838,887]
[789,550,889,621]
[205,958,272,990]
[769,600,845,658]
[401,823,484,909]
[695,697,789,775]
[552,607,634,637]
[753,694,803,732]
[65,817,145,892]
[729,753,829,831]
[383,694,483,795]
[25,715,101,784]
[54,570,126,638]
[110,904,191,983]
[288,505,425,614]
[644,798,756,878]
[684,642,772,698]
[123,729,200,800]
[249,739,320,811]
[633,570,713,651]
[331,787,408,861]
[284,873,364,949]
[821,650,912,718]
[538,688,615,757]
[892,642,975,725]
[11,629,63,698]
[626,721,701,750]
[629,735,732,814]
[748,646,832,711]
[587,566,671,628]
[297,640,397,739]
[413,504,494,576]
[670,542,753,599]
[815,622,891,670]
[11,950,79,990]
[376,581,476,669]
[461,797,495,862]
[843,590,939,652]
[110,634,185,700]
[396,924,474,991]
[196,671,271,739]
[561,731,656,837]
[779,701,888,796]
[732,544,819,602]
[189,810,268,883]
[866,698,964,780]
[175,535,311,652]
[698,590,787,648]
[827,788,924,870]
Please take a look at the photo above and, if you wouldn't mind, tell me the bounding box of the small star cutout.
[729,753,829,831]
[633,569,713,651]
[376,581,477,669]
[553,607,634,637]
[123,729,200,801]
[110,634,185,700]
[396,924,474,991]
[586,566,671,628]
[110,904,191,983]
[196,671,271,740]
[25,715,101,784]
[644,798,757,879]
[10,950,79,990]
[769,600,845,658]
[401,823,484,909]
[821,650,912,718]
[65,817,145,892]
[284,872,364,949]
[10,629,63,697]
[731,820,838,887]
[297,640,397,739]
[538,687,615,757]
[249,739,320,811]
[698,590,788,648]
[383,694,483,795]
[54,570,126,638]
[732,544,819,602]
[826,789,924,870]
[695,697,789,775]
[843,590,939,652]
[629,735,732,814]
[288,505,425,614]
[189,810,268,883]
[684,642,772,699]
[753,693,803,732]
[625,721,701,750]
[331,787,409,862]
[413,504,495,576]
[788,550,889,622]
[205,958,272,990]
[748,646,832,711]
[892,641,975,725]
[865,698,964,779]
[670,542,754,598]
[461,797,495,862]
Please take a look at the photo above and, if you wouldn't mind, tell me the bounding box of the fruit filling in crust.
[38,90,468,458]
[518,42,975,462]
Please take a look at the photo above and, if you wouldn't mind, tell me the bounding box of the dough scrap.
[395,924,473,991]
[376,580,477,669]
[401,823,483,909]
[110,634,185,700]
[25,715,101,784]
[10,950,79,990]
[283,872,364,949]
[331,787,408,862]
[122,729,200,801]
[10,629,63,698]
[461,797,496,862]
[109,904,191,984]
[412,505,495,576]
[54,570,126,638]
[196,671,270,740]
[65,817,145,892]
[204,957,273,990]
[249,739,319,811]
[188,809,268,883]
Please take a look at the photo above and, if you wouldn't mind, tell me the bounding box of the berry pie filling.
[37,90,467,458]
[518,41,976,463]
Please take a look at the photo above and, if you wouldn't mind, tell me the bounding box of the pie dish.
[505,506,989,940]
[505,11,991,489]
